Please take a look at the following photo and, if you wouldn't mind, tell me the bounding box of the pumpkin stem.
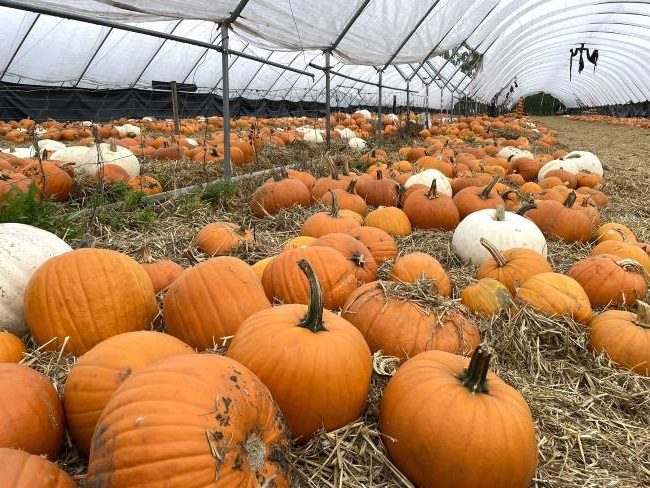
[297,259,326,332]
[351,251,366,268]
[459,344,491,394]
[612,228,629,243]
[346,179,357,194]
[479,178,499,200]
[109,138,117,152]
[328,189,340,217]
[341,156,351,176]
[635,301,650,329]
[517,204,537,215]
[375,170,383,180]
[480,238,507,267]
[494,205,506,221]
[563,191,577,208]
[326,156,340,180]
[426,179,439,199]
[581,194,591,207]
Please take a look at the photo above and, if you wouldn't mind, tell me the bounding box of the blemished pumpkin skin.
[164,257,271,350]
[476,238,553,295]
[589,302,650,376]
[63,331,194,455]
[0,331,26,363]
[402,179,459,230]
[251,175,311,217]
[453,178,505,220]
[461,278,515,317]
[349,226,398,264]
[300,191,361,238]
[318,180,368,216]
[592,240,650,274]
[87,354,291,488]
[380,347,537,488]
[0,448,75,488]
[595,223,636,244]
[228,260,371,442]
[567,254,647,307]
[262,247,357,311]
[312,233,377,284]
[0,363,64,459]
[127,175,163,195]
[364,206,412,237]
[515,272,593,323]
[388,252,452,297]
[196,221,254,255]
[140,259,183,294]
[24,248,158,355]
[341,282,480,361]
[523,192,592,243]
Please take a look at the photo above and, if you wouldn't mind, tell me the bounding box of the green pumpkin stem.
[481,178,498,199]
[297,259,326,332]
[426,179,438,199]
[517,204,537,216]
[480,238,507,267]
[459,344,491,394]
[328,190,340,217]
[563,191,577,208]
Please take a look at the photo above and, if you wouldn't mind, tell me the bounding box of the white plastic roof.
[0,0,649,109]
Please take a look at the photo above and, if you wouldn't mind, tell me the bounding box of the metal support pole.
[74,27,113,87]
[325,50,331,148]
[425,83,430,129]
[440,86,443,125]
[1,14,40,80]
[405,79,410,131]
[450,92,454,120]
[170,81,180,138]
[377,70,383,146]
[220,21,231,180]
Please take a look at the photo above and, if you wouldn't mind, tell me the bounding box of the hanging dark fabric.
[570,43,598,80]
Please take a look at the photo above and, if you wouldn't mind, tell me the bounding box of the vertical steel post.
[377,70,383,146]
[325,50,331,148]
[170,81,180,138]
[424,83,430,129]
[440,86,443,126]
[405,79,410,131]
[220,21,231,180]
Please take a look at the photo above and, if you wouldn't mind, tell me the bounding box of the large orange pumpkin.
[251,174,311,217]
[380,346,537,488]
[364,206,412,236]
[349,226,398,263]
[591,240,650,274]
[0,363,64,459]
[87,354,291,487]
[163,257,271,350]
[64,331,194,454]
[523,192,592,242]
[452,178,504,220]
[300,191,360,237]
[24,248,158,355]
[402,179,459,230]
[312,232,377,283]
[228,259,371,442]
[0,448,75,487]
[20,162,72,202]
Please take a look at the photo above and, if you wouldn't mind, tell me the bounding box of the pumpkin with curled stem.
[228,259,371,442]
[589,301,650,376]
[592,239,650,274]
[595,223,636,244]
[0,448,75,488]
[379,346,537,488]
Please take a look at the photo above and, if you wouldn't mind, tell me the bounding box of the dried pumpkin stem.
[480,178,498,199]
[480,238,507,267]
[109,138,117,152]
[376,170,383,181]
[297,259,326,332]
[517,204,537,215]
[563,191,577,208]
[426,179,439,199]
[328,190,340,217]
[494,205,506,221]
[346,179,357,195]
[459,344,491,394]
[634,301,650,329]
[351,251,366,268]
[613,228,629,243]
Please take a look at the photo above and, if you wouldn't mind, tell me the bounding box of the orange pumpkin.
[403,179,459,230]
[312,232,377,284]
[0,332,26,363]
[318,180,367,216]
[300,191,360,237]
[140,259,184,294]
[453,178,504,220]
[0,448,75,487]
[364,206,412,236]
[196,221,254,255]
[251,173,311,217]
[128,175,163,195]
[461,278,514,317]
[349,226,398,264]
[20,162,72,202]
[388,252,452,297]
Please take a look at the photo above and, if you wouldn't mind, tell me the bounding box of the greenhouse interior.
[0,1,649,487]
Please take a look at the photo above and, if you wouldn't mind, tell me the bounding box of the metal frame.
[181,25,224,84]
[130,20,183,88]
[73,26,114,88]
[1,13,40,80]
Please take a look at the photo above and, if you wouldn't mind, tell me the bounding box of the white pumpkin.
[452,207,547,265]
[354,109,372,120]
[404,169,452,197]
[184,137,199,147]
[497,147,533,162]
[562,151,603,176]
[387,113,399,122]
[302,129,324,143]
[538,158,579,181]
[348,137,367,150]
[0,223,72,336]
[120,124,141,138]
[336,128,356,139]
[76,142,140,177]
[50,146,91,166]
[1,147,35,158]
[37,139,66,155]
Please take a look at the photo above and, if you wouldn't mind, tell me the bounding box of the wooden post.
[170,81,180,141]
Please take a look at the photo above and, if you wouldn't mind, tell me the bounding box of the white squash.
[302,129,324,143]
[76,142,140,177]
[562,151,603,176]
[336,128,356,139]
[497,147,533,162]
[354,109,372,120]
[1,147,35,158]
[50,146,91,166]
[348,137,367,150]
[387,113,399,122]
[538,158,579,181]
[0,223,72,336]
[452,207,547,265]
[404,169,452,197]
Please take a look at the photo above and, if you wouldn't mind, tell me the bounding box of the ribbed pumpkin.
[516,272,593,323]
[196,221,254,255]
[341,282,480,361]
[0,363,64,459]
[312,233,377,283]
[476,238,552,294]
[164,257,270,350]
[140,259,183,294]
[349,226,398,263]
[402,179,459,230]
[388,252,452,297]
[283,235,316,249]
[523,192,592,242]
[364,206,412,236]
[592,240,650,274]
[24,248,157,355]
[589,301,650,376]
[0,448,75,488]
[461,278,514,317]
[567,255,647,307]
[251,173,311,217]
[355,170,400,207]
[0,331,25,363]
[318,180,367,216]
[262,247,357,311]
[252,256,275,280]
[64,331,194,455]
[453,178,504,220]
[300,191,360,238]
[380,346,537,488]
[228,260,371,442]
[87,354,291,487]
[595,223,636,244]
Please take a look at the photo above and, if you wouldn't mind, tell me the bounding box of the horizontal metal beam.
[0,0,314,78]
[309,63,417,93]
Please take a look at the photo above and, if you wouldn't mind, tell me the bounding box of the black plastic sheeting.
[0,81,433,122]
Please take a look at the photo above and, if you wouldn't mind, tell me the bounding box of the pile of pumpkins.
[568,114,650,129]
[1,114,649,488]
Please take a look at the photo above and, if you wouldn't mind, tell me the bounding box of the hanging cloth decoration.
[570,43,599,80]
